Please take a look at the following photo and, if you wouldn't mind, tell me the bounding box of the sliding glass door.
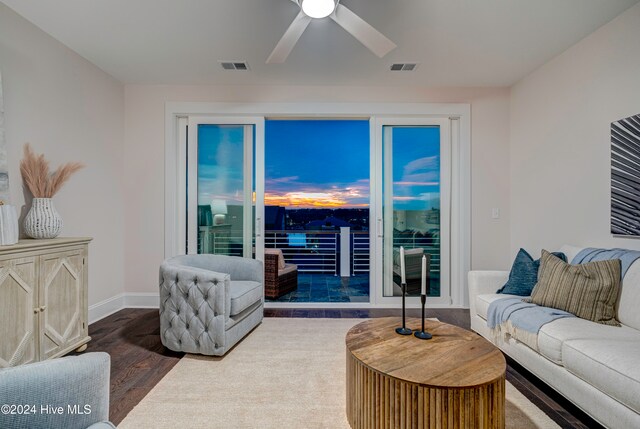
[187,117,264,260]
[180,113,455,306]
[373,118,451,305]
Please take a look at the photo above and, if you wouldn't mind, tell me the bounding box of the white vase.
[0,205,19,245]
[24,198,63,239]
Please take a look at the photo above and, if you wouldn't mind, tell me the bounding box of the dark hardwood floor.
[83,308,602,428]
[77,308,184,424]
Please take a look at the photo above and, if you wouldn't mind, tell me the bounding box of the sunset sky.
[197,121,440,210]
[265,119,370,208]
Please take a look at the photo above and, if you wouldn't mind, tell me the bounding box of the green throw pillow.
[530,250,621,326]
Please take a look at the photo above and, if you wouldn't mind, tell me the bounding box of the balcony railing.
[198,227,440,276]
[393,235,441,273]
[199,226,244,256]
[264,231,338,274]
[352,232,370,274]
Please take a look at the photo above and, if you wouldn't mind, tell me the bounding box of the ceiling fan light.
[301,0,336,19]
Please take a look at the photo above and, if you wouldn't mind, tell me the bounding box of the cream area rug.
[119,318,559,429]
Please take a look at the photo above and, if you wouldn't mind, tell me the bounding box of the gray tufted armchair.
[159,254,264,356]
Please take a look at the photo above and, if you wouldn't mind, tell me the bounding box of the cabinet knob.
[39,306,46,312]
[33,308,39,314]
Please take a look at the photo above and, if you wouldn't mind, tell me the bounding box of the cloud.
[404,156,439,174]
[263,175,370,208]
[400,155,440,185]
[200,175,372,209]
[393,196,421,201]
[394,181,439,186]
[198,176,244,204]
[265,185,370,208]
[392,155,441,209]
[265,176,299,185]
[266,192,344,208]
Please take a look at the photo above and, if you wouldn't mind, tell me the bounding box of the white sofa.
[468,245,640,429]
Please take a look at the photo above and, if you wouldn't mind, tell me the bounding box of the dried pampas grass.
[20,144,84,198]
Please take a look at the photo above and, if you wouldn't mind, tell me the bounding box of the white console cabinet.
[0,238,92,368]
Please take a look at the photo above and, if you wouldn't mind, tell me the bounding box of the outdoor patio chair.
[264,248,298,299]
[393,247,430,295]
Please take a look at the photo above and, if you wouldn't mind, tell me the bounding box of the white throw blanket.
[487,298,574,351]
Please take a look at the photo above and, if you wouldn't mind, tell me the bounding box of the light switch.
[492,208,500,219]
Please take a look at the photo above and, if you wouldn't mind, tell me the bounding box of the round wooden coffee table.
[346,317,506,429]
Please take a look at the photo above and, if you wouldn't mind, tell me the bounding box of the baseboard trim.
[89,293,159,324]
[89,292,468,324]
[125,293,160,308]
[89,293,126,324]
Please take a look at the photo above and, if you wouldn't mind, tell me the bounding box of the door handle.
[377,218,383,238]
[256,218,262,237]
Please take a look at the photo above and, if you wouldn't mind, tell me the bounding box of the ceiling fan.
[267,0,396,64]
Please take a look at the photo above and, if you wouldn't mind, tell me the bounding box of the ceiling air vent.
[390,63,418,72]
[220,61,250,71]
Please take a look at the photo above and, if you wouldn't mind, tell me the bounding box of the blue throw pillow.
[497,249,567,296]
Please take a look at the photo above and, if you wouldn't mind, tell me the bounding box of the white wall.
[0,4,126,312]
[124,85,512,296]
[2,0,637,314]
[510,2,640,256]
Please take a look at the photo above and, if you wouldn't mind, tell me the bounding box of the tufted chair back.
[169,254,262,284]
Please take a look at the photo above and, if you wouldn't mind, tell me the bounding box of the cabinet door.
[40,248,86,360]
[0,256,38,368]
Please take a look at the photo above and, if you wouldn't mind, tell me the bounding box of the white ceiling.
[2,0,638,87]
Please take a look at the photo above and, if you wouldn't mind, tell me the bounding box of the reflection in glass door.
[376,120,450,304]
[187,117,264,259]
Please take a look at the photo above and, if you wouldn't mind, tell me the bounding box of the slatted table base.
[346,351,506,429]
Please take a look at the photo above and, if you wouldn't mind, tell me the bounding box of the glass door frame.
[165,102,470,308]
[372,117,452,306]
[185,116,265,261]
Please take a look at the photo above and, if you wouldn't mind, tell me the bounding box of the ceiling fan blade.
[331,3,396,58]
[266,11,312,64]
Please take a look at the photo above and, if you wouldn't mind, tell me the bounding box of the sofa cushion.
[530,250,621,326]
[563,338,640,414]
[618,258,640,331]
[537,317,640,364]
[278,263,297,276]
[498,248,566,296]
[560,244,640,331]
[475,293,522,320]
[230,280,262,316]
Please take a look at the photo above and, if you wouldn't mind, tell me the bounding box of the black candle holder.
[414,293,432,340]
[395,282,412,335]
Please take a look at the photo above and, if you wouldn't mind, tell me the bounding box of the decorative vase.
[24,198,62,239]
[0,204,19,245]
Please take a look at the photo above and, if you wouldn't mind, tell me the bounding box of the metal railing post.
[336,233,338,276]
[340,227,350,277]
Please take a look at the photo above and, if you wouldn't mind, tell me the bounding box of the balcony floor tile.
[266,273,370,303]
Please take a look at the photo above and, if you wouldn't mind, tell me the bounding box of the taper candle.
[421,255,427,295]
[400,246,406,284]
